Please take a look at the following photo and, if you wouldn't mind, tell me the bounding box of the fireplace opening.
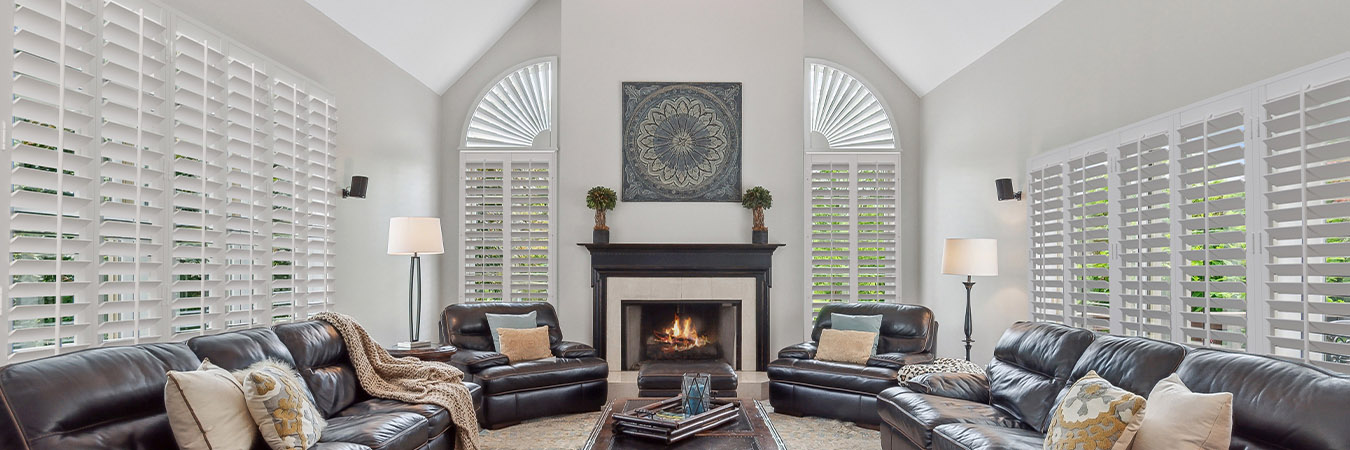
[621,300,740,370]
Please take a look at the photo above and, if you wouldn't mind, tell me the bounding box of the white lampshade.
[942,238,998,277]
[388,217,444,255]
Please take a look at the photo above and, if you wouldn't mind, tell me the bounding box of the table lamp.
[941,238,998,361]
[388,217,444,349]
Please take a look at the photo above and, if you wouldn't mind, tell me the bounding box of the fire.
[652,313,710,352]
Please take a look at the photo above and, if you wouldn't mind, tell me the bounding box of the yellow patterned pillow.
[236,359,327,450]
[1044,371,1147,450]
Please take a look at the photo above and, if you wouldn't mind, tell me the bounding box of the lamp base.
[394,340,433,350]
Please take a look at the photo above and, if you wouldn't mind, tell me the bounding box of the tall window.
[804,60,900,326]
[3,0,338,364]
[460,58,557,303]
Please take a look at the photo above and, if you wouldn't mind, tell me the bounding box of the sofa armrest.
[777,342,817,360]
[866,351,936,369]
[450,349,509,373]
[905,372,991,403]
[552,341,597,358]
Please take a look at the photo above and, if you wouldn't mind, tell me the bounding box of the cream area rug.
[478,411,881,449]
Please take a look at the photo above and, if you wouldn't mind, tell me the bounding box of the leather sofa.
[768,302,938,426]
[0,320,483,450]
[878,321,1350,450]
[440,302,608,429]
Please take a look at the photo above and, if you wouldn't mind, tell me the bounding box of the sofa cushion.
[1062,334,1187,397]
[274,321,366,418]
[812,303,936,354]
[188,328,296,371]
[878,386,1029,449]
[319,412,428,450]
[337,399,450,442]
[472,356,609,395]
[985,321,1095,433]
[766,358,900,394]
[932,423,1044,450]
[165,359,257,450]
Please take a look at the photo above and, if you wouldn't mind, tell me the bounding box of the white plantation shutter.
[1114,134,1172,339]
[3,0,339,364]
[806,61,895,149]
[1262,72,1350,371]
[1064,150,1111,332]
[306,96,338,317]
[806,153,900,321]
[464,59,554,149]
[459,152,555,303]
[1028,164,1067,323]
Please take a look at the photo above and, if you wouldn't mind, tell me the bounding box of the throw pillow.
[497,325,553,363]
[486,311,538,352]
[1045,371,1147,450]
[1131,373,1233,450]
[815,328,877,365]
[237,359,327,450]
[830,313,883,355]
[165,359,259,450]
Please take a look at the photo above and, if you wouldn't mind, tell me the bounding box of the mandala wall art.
[621,82,742,202]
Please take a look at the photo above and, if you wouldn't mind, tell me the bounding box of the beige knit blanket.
[316,312,481,450]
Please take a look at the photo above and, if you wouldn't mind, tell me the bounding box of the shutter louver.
[806,153,900,321]
[1177,111,1249,350]
[461,152,554,303]
[1065,150,1110,332]
[1115,134,1173,339]
[1029,164,1067,323]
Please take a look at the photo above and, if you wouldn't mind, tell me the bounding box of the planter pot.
[751,229,768,244]
[594,229,610,244]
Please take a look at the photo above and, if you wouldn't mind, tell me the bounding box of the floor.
[477,408,881,449]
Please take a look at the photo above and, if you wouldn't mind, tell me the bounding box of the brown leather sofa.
[768,302,938,426]
[0,321,483,450]
[440,302,608,429]
[878,321,1350,450]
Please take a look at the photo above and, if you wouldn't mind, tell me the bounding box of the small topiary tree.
[742,186,773,231]
[586,186,618,230]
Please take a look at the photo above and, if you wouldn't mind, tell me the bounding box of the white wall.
[919,0,1350,363]
[161,0,445,345]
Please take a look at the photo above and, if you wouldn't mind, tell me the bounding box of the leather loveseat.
[768,302,938,426]
[440,302,608,429]
[0,320,483,450]
[878,321,1350,450]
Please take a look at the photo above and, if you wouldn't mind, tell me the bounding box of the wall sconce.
[995,178,1022,201]
[342,175,369,199]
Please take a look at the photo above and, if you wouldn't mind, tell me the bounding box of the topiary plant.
[741,186,772,231]
[586,186,618,230]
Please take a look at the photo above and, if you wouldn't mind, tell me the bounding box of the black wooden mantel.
[579,243,784,371]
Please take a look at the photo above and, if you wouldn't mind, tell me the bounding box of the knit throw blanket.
[316,312,481,450]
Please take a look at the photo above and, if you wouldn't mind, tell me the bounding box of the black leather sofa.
[441,302,608,429]
[768,302,938,426]
[0,320,483,450]
[878,321,1350,450]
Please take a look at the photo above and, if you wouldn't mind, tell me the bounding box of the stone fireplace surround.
[607,278,756,371]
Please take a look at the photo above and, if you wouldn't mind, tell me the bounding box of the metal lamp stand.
[962,275,975,361]
[399,253,426,349]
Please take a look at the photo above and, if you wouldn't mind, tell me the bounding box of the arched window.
[804,60,901,328]
[459,58,558,304]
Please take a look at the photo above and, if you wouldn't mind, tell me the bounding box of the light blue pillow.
[486,311,537,352]
[831,313,882,355]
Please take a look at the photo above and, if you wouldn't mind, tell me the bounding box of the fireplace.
[621,300,741,370]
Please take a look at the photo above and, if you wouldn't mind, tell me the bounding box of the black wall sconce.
[342,175,368,199]
[995,178,1022,201]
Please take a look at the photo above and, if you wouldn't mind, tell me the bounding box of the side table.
[386,345,458,363]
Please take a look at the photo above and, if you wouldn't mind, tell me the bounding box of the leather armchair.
[768,302,938,426]
[440,302,608,429]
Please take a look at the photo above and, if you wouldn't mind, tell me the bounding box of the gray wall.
[918,0,1350,363]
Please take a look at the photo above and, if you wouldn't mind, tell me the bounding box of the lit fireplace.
[622,300,740,369]
[649,313,713,354]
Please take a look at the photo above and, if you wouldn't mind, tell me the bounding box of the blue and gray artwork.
[622,82,742,202]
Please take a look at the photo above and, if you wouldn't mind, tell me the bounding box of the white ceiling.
[304,0,535,94]
[824,0,1063,96]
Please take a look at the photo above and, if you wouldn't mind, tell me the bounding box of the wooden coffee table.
[581,398,785,450]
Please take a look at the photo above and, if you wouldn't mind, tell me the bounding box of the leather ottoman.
[637,360,738,397]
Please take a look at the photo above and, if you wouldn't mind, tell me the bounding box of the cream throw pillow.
[165,359,258,450]
[815,328,877,365]
[497,325,553,363]
[1131,373,1233,450]
[1045,371,1147,450]
[236,359,327,450]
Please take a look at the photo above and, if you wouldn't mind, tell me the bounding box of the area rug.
[477,409,880,449]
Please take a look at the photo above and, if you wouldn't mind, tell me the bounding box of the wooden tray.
[610,397,740,444]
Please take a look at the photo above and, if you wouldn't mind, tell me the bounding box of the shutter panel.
[806,153,901,321]
[1177,110,1249,350]
[461,152,555,303]
[808,157,853,314]
[1115,134,1172,339]
[1029,164,1067,323]
[507,157,551,302]
[222,57,270,329]
[465,60,553,149]
[270,79,307,323]
[1065,150,1110,332]
[856,158,899,303]
[307,97,338,314]
[462,158,506,301]
[1262,76,1350,371]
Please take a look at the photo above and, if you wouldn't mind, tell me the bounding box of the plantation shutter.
[1114,134,1173,339]
[1176,110,1249,350]
[222,56,270,329]
[306,97,338,316]
[1064,150,1110,332]
[1028,164,1067,323]
[806,153,900,320]
[1262,75,1350,371]
[461,152,555,303]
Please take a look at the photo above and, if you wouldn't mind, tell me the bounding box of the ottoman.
[637,360,739,397]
